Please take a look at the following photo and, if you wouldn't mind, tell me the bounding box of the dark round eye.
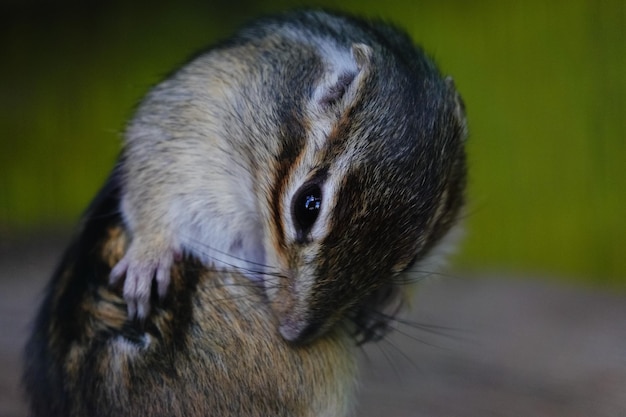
[292,184,322,236]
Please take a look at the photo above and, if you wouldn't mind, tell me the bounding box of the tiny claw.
[127,300,137,320]
[110,258,129,285]
[136,300,149,319]
[109,244,175,320]
[155,261,172,300]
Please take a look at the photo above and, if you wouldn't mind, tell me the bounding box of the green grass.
[1,0,624,286]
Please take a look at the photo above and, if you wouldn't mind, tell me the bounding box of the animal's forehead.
[319,116,442,180]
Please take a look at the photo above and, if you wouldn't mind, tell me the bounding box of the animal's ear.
[351,43,373,71]
[445,76,468,140]
[313,43,373,113]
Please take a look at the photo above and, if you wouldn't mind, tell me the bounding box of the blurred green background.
[1,0,624,287]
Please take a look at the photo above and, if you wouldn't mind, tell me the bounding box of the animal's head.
[261,34,467,344]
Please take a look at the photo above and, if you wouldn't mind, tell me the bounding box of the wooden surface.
[1,236,625,417]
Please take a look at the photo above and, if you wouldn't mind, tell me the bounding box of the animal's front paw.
[110,244,175,319]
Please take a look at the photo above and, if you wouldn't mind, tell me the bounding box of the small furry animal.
[23,9,467,417]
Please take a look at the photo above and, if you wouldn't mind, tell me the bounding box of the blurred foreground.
[1,235,624,417]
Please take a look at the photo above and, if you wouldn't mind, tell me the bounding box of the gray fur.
[23,9,467,416]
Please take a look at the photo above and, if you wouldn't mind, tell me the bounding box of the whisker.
[184,235,280,271]
[367,312,470,351]
[366,309,465,337]
[377,334,420,372]
[371,334,403,378]
[394,322,468,344]
[356,343,374,366]
[384,322,449,350]
[182,257,286,281]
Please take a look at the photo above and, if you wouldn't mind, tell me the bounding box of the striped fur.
[23,9,467,416]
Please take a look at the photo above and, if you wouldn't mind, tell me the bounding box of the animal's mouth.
[272,281,354,345]
[266,277,333,344]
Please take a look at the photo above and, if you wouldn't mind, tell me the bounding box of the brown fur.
[25,213,356,417]
[23,9,467,416]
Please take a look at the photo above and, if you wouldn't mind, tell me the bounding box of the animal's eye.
[292,184,322,237]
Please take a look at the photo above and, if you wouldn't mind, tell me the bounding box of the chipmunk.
[23,9,467,417]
